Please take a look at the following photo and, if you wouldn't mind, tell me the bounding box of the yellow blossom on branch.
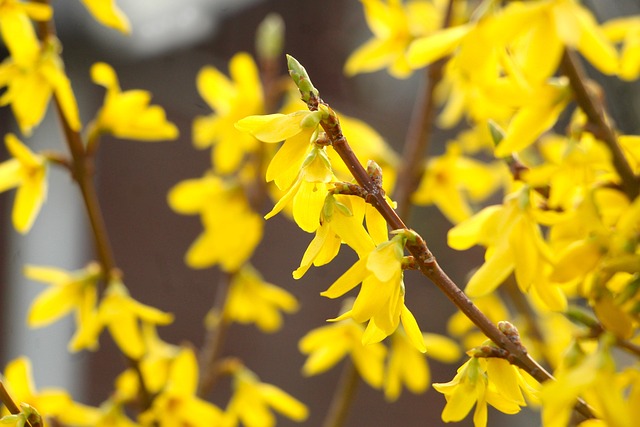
[167,173,263,271]
[299,317,387,389]
[1,357,73,422]
[433,356,537,427]
[89,62,178,142]
[79,0,130,34]
[139,347,224,427]
[0,134,48,233]
[224,367,308,427]
[345,0,451,78]
[322,232,426,352]
[0,0,52,60]
[222,264,298,333]
[194,52,264,173]
[0,34,80,135]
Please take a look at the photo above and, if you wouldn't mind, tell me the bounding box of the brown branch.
[288,55,595,418]
[393,0,455,218]
[197,272,232,397]
[560,50,639,200]
[321,360,360,427]
[0,381,20,415]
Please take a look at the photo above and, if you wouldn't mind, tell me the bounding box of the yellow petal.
[13,167,47,233]
[80,0,131,34]
[400,305,426,353]
[321,258,368,299]
[465,243,514,297]
[91,62,119,90]
[407,24,471,69]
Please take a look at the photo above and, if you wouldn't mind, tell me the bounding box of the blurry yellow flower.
[80,0,130,34]
[345,0,446,78]
[57,399,140,427]
[0,35,80,135]
[223,264,298,333]
[25,263,101,352]
[448,186,555,298]
[412,143,503,223]
[322,233,426,352]
[140,347,224,427]
[90,62,178,141]
[384,329,461,401]
[94,279,174,359]
[1,357,73,422]
[0,0,52,61]
[225,367,308,427]
[434,357,535,427]
[194,52,264,173]
[167,173,263,271]
[0,134,48,233]
[299,317,387,389]
[541,336,633,427]
[602,16,640,80]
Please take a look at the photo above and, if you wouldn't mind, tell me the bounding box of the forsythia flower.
[321,232,426,352]
[89,62,178,141]
[433,357,537,427]
[88,279,174,359]
[194,52,264,173]
[541,335,634,427]
[79,0,130,34]
[57,399,139,427]
[140,347,224,427]
[412,143,503,223]
[299,317,387,389]
[384,330,461,401]
[223,264,298,332]
[167,173,263,271]
[0,0,52,60]
[602,16,640,80]
[0,27,81,135]
[293,194,375,279]
[0,134,48,233]
[224,367,308,427]
[345,0,449,78]
[1,357,73,422]
[448,186,563,307]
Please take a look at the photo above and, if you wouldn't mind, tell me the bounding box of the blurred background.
[1,0,639,426]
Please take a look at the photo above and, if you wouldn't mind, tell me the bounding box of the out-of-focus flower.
[79,0,130,34]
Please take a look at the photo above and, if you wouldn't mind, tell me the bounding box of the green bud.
[256,14,285,61]
[286,54,319,103]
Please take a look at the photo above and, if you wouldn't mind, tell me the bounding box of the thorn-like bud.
[256,14,285,62]
[287,54,319,104]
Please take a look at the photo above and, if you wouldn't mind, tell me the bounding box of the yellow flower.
[167,173,263,271]
[139,347,224,427]
[0,0,52,61]
[384,330,461,401]
[56,399,140,427]
[345,0,447,78]
[541,336,633,427]
[322,233,426,352]
[299,317,387,389]
[89,62,178,142]
[194,52,264,173]
[412,143,503,224]
[433,357,535,427]
[602,16,640,80]
[448,186,557,299]
[224,367,308,427]
[0,134,48,233]
[293,194,375,279]
[93,279,174,359]
[223,264,298,333]
[1,357,73,422]
[79,0,130,34]
[0,34,80,135]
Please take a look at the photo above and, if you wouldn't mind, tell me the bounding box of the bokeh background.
[1,1,640,426]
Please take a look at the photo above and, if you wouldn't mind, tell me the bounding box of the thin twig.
[560,49,639,200]
[321,360,360,427]
[0,381,20,414]
[198,272,232,397]
[393,0,455,218]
